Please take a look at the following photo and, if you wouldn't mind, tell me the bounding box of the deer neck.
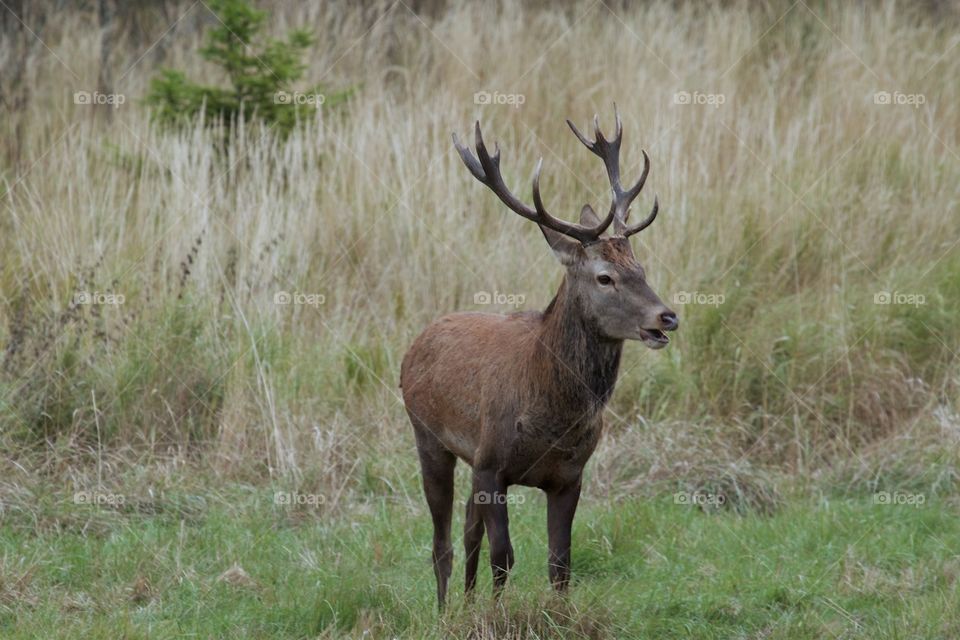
[534,277,624,414]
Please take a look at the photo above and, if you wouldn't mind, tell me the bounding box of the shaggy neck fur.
[535,277,624,417]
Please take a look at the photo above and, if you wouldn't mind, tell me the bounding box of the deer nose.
[659,311,679,331]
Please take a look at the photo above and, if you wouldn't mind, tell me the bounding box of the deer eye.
[596,274,613,286]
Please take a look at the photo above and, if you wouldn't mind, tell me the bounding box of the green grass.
[2,487,957,638]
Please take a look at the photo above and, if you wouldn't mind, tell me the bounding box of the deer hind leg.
[547,479,581,591]
[415,431,456,610]
[472,468,514,595]
[463,495,485,595]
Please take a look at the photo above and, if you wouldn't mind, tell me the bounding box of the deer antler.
[566,105,658,237]
[453,122,616,244]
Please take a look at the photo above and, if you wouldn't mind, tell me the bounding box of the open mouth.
[638,328,669,349]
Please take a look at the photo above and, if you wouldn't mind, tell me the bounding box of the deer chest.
[504,413,602,488]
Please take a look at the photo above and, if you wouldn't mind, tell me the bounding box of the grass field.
[4,488,959,638]
[1,0,959,637]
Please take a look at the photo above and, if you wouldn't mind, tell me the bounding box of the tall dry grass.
[1,0,959,504]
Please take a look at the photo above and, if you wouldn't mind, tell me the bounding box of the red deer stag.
[400,108,677,608]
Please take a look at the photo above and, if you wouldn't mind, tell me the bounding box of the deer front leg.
[472,468,514,595]
[547,479,581,591]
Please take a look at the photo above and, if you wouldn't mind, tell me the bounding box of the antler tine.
[613,102,623,142]
[622,194,658,237]
[452,133,484,183]
[623,149,651,206]
[531,157,547,214]
[566,118,594,151]
[452,122,615,244]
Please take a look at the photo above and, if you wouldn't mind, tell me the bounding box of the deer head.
[453,106,678,348]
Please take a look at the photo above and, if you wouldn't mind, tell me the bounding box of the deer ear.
[579,204,601,227]
[538,225,580,266]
